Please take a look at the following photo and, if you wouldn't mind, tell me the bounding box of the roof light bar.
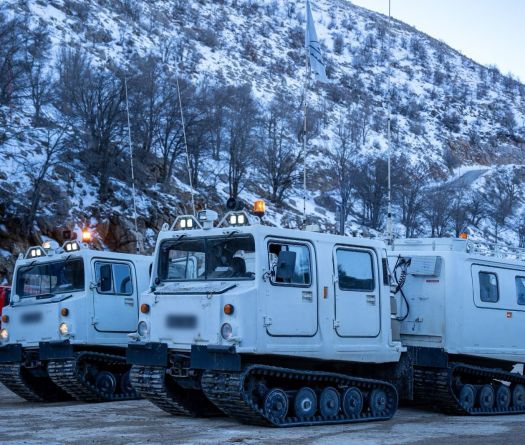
[171,215,202,231]
[63,241,81,252]
[25,246,46,259]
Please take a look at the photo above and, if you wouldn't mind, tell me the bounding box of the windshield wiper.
[35,292,55,300]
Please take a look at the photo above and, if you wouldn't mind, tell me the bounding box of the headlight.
[0,328,8,340]
[59,322,69,335]
[221,323,233,340]
[138,321,149,337]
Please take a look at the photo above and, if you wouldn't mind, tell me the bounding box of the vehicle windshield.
[158,235,255,282]
[16,258,85,298]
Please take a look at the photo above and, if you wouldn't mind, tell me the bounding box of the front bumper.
[39,340,74,360]
[0,344,22,363]
[126,342,241,372]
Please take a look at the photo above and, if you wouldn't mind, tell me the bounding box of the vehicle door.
[92,260,138,332]
[333,246,380,337]
[264,239,317,336]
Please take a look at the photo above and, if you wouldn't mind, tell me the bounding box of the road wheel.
[294,387,317,419]
[264,388,288,423]
[459,384,476,411]
[342,387,363,417]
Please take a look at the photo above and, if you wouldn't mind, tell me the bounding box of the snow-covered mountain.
[1,0,525,281]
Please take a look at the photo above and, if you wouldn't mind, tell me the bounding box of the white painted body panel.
[390,238,525,364]
[0,248,151,349]
[136,224,403,364]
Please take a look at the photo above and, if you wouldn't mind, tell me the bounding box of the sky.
[350,0,525,82]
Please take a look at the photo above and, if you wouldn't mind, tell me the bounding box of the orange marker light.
[1,315,8,323]
[323,287,328,299]
[253,200,266,218]
[223,304,234,315]
[459,233,468,239]
[140,304,150,314]
[82,229,92,243]
[61,308,69,317]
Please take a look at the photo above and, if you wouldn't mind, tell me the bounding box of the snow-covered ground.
[1,384,525,445]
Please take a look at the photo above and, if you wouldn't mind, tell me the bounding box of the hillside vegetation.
[1,0,525,281]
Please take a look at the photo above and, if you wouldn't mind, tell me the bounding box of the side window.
[336,249,375,292]
[95,263,113,294]
[95,262,133,295]
[479,272,499,303]
[516,277,525,305]
[113,264,133,295]
[268,242,311,286]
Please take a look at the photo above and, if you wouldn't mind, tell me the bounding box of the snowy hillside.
[1,0,525,280]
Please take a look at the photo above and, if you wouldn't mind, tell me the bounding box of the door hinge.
[263,316,272,327]
[333,319,340,329]
[91,318,98,326]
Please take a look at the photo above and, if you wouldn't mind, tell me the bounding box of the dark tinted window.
[336,249,375,292]
[16,259,84,298]
[95,262,133,295]
[479,272,499,303]
[114,264,133,295]
[516,277,525,305]
[268,243,311,286]
[159,236,255,281]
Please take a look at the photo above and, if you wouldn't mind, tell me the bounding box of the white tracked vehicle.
[128,203,402,426]
[388,238,525,415]
[0,240,151,403]
[128,202,525,426]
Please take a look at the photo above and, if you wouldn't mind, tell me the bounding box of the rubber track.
[201,365,398,427]
[47,351,138,403]
[130,365,220,417]
[0,363,43,402]
[414,362,525,415]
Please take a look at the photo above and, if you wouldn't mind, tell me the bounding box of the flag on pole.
[305,0,328,83]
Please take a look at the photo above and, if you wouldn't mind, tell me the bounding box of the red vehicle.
[0,286,10,322]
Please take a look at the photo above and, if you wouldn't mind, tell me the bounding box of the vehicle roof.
[156,223,387,251]
[15,247,151,268]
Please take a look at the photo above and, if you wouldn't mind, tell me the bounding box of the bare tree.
[483,169,520,242]
[224,84,258,199]
[0,13,28,106]
[423,184,452,237]
[57,49,125,201]
[16,125,67,234]
[23,24,52,124]
[258,93,302,204]
[393,158,427,237]
[330,115,356,234]
[353,157,388,231]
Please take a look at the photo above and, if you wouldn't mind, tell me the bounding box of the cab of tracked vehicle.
[131,206,403,365]
[0,240,152,355]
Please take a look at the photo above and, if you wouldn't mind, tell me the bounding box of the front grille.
[166,314,197,329]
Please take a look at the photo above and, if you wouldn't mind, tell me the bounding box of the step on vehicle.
[388,238,525,415]
[0,239,151,403]
[128,201,401,427]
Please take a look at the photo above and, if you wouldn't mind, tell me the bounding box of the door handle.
[124,297,135,306]
[366,294,376,305]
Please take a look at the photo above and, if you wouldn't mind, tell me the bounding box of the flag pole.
[386,0,393,243]
[302,1,309,227]
[303,50,308,227]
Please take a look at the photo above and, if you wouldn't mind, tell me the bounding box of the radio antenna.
[385,0,394,243]
[174,69,196,216]
[124,77,141,254]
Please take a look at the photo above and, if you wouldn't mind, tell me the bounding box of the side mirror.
[98,264,113,293]
[275,251,296,283]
